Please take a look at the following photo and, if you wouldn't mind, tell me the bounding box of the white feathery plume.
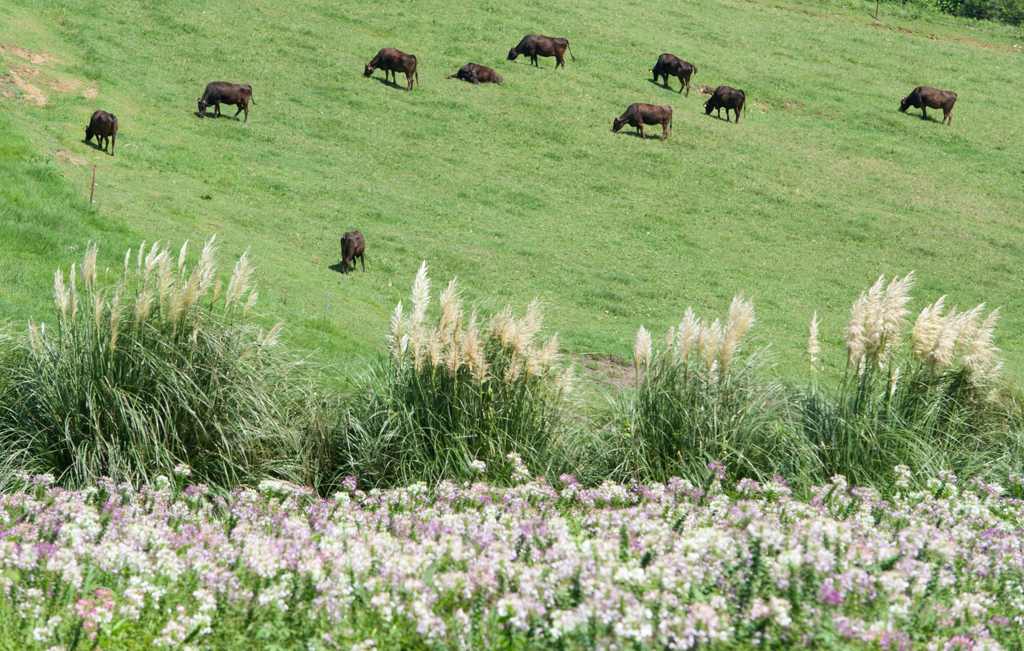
[807,311,822,372]
[720,295,755,373]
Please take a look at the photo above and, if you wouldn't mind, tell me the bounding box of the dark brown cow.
[340,231,365,274]
[507,34,575,69]
[197,82,254,122]
[84,110,118,155]
[650,53,697,96]
[364,48,419,91]
[612,103,673,140]
[704,86,745,123]
[900,86,957,125]
[446,63,503,85]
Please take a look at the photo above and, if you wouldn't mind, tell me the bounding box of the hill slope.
[2,0,1023,381]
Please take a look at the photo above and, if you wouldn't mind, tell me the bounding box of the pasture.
[1,0,1023,382]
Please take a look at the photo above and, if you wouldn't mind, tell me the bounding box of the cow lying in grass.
[446,63,502,85]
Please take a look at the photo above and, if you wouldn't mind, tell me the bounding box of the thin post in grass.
[90,165,96,204]
[875,0,880,19]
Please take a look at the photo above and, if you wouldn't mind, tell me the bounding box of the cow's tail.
[692,65,697,76]
[567,42,576,61]
[250,92,255,105]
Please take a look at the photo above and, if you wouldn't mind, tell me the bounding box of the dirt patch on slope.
[6,67,46,104]
[0,44,54,64]
[577,354,636,390]
[82,86,98,99]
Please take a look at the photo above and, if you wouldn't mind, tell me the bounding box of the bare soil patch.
[577,354,636,390]
[50,78,80,92]
[82,86,98,99]
[0,44,53,64]
[6,68,46,104]
[57,150,89,165]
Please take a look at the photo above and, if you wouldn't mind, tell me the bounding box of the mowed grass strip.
[1,0,1022,383]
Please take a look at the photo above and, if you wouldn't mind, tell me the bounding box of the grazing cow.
[197,82,254,122]
[84,110,118,155]
[340,231,365,274]
[507,34,575,69]
[704,86,745,123]
[900,86,957,125]
[612,103,673,140]
[446,63,503,85]
[364,48,419,91]
[650,53,697,96]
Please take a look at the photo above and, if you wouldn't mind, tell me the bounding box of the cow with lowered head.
[340,231,365,274]
[507,34,575,69]
[612,103,673,140]
[364,48,419,91]
[197,82,254,122]
[650,53,697,96]
[84,110,118,155]
[900,86,957,125]
[446,63,503,85]
[704,86,745,123]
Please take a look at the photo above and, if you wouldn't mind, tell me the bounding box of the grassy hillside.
[2,0,1023,383]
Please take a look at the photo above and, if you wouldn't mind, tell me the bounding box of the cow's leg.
[406,72,413,91]
[233,103,244,120]
[360,253,365,272]
[110,132,115,155]
[557,55,564,69]
[921,106,928,120]
[640,123,646,139]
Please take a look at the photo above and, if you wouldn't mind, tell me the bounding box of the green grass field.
[2,0,1023,384]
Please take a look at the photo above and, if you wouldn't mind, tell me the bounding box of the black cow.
[446,63,503,85]
[612,103,673,140]
[900,86,957,125]
[704,86,745,123]
[507,34,575,69]
[197,82,254,122]
[364,48,419,91]
[84,110,118,155]
[650,53,697,96]
[340,231,365,274]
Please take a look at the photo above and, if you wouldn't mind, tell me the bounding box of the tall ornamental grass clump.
[799,273,1024,487]
[336,263,573,488]
[606,297,814,486]
[0,239,315,491]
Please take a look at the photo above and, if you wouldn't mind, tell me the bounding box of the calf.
[704,86,745,123]
[340,231,365,274]
[612,103,673,140]
[197,82,254,122]
[900,86,956,125]
[84,110,118,155]
[446,63,503,85]
[364,48,419,91]
[507,34,575,69]
[650,53,697,96]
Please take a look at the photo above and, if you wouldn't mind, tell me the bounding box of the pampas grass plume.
[678,308,700,364]
[807,311,822,372]
[720,295,755,373]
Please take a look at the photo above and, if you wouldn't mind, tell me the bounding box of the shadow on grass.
[81,139,114,155]
[329,261,364,275]
[646,78,686,94]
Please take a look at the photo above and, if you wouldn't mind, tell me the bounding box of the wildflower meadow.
[2,468,1023,650]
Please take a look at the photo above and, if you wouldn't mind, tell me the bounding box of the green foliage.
[0,240,317,491]
[3,0,1024,383]
[604,300,816,487]
[331,265,572,489]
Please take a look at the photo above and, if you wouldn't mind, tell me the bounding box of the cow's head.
[84,124,94,142]
[899,95,912,112]
[612,116,627,133]
[493,73,504,84]
[507,48,519,61]
[704,100,714,115]
[197,97,208,117]
[363,63,375,77]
